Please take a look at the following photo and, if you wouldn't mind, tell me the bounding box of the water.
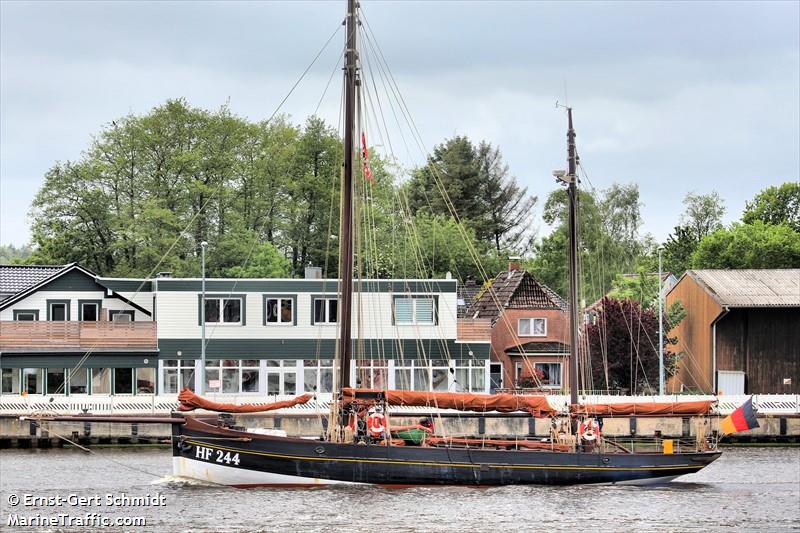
[1,446,798,532]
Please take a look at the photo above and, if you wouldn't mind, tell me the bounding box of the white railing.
[1,393,797,416]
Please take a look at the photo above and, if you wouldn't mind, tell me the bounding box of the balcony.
[456,318,492,341]
[0,321,157,351]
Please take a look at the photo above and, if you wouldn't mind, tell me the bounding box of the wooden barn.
[666,269,799,395]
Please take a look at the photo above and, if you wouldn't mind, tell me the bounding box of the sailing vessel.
[167,0,721,487]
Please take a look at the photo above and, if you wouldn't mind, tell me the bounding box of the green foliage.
[224,240,291,278]
[0,244,33,265]
[661,225,698,277]
[406,136,536,253]
[742,182,800,232]
[690,221,800,269]
[608,270,660,309]
[529,183,646,304]
[679,191,726,241]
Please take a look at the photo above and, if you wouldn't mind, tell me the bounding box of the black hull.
[173,417,720,486]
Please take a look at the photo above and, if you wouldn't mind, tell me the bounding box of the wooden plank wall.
[666,275,722,393]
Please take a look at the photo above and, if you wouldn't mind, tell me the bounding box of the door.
[489,363,503,393]
[717,370,745,395]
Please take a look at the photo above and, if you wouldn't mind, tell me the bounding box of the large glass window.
[205,360,260,394]
[431,360,450,391]
[356,360,388,389]
[453,361,486,393]
[69,369,89,394]
[136,368,156,394]
[266,360,297,395]
[114,368,134,394]
[46,368,66,394]
[91,368,111,394]
[204,298,242,325]
[394,360,430,391]
[534,362,562,388]
[2,369,20,394]
[303,359,333,393]
[394,297,436,325]
[313,298,338,324]
[162,360,196,393]
[22,368,44,394]
[518,318,546,336]
[265,297,293,324]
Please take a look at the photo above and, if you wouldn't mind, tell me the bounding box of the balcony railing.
[456,318,492,341]
[0,321,157,351]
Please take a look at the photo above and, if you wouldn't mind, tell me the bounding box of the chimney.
[508,256,522,273]
[305,266,322,279]
[156,272,173,279]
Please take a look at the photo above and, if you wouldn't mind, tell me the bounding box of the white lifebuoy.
[367,412,386,438]
[579,419,601,442]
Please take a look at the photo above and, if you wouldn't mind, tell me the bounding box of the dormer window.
[518,317,546,336]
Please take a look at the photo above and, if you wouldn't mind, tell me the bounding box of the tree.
[0,244,33,264]
[690,221,800,269]
[661,225,699,277]
[529,183,646,303]
[224,240,291,278]
[679,191,725,241]
[406,136,536,253]
[586,297,680,393]
[742,182,800,232]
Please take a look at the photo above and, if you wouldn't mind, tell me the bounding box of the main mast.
[336,0,358,407]
[566,108,581,408]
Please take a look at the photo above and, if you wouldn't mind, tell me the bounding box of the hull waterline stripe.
[182,440,710,473]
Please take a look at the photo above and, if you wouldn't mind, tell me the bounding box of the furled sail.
[178,389,314,413]
[341,388,557,417]
[571,400,714,416]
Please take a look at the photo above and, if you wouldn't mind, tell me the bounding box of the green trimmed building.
[0,264,490,398]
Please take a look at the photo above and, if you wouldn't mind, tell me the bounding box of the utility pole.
[658,246,664,396]
[200,241,208,395]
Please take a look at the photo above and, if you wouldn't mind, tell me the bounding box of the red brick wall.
[490,308,569,387]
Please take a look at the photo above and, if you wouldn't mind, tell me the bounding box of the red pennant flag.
[361,131,374,182]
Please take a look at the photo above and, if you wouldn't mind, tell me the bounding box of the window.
[136,368,156,393]
[22,368,43,394]
[204,298,242,325]
[205,360,260,394]
[518,318,546,336]
[79,301,100,321]
[356,360,388,389]
[2,369,20,394]
[266,360,298,395]
[265,297,293,324]
[49,302,68,321]
[515,362,523,381]
[303,359,333,393]
[163,360,196,393]
[394,296,436,325]
[46,368,66,394]
[69,369,89,394]
[534,362,562,388]
[313,298,338,324]
[91,368,111,394]
[13,310,38,321]
[454,361,486,393]
[110,310,134,322]
[394,360,431,391]
[114,368,134,394]
[431,360,450,391]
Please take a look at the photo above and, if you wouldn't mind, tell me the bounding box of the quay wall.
[2,413,798,449]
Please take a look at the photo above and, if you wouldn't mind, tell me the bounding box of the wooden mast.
[566,108,581,408]
[336,0,358,417]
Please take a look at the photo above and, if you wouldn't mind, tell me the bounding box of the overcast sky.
[1,1,798,248]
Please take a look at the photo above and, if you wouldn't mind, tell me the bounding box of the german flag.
[720,397,760,435]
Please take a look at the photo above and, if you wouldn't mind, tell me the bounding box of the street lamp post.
[658,245,664,396]
[200,241,208,395]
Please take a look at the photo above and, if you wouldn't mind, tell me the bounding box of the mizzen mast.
[565,108,581,408]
